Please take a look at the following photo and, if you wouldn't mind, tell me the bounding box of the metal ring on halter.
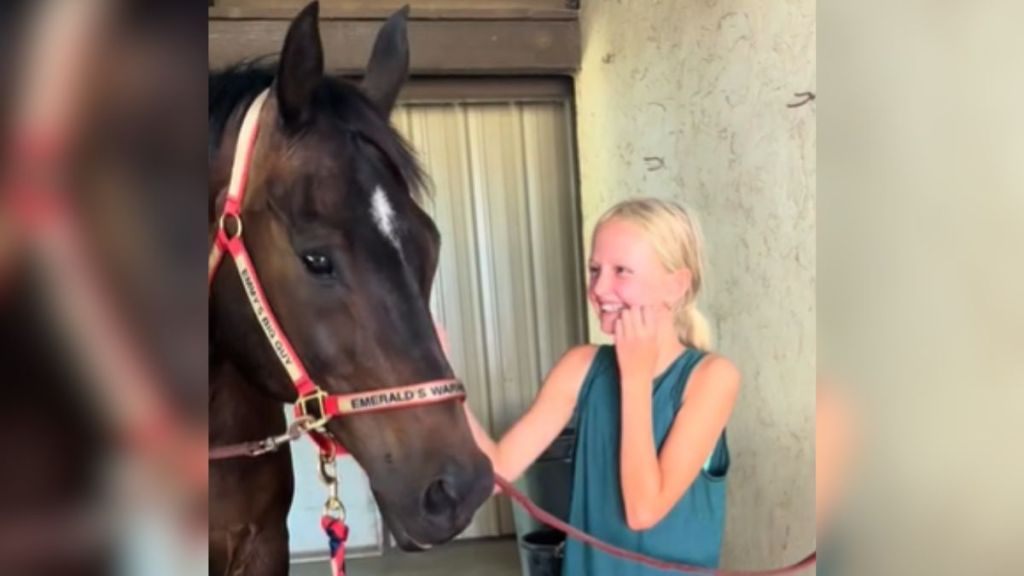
[218,212,243,240]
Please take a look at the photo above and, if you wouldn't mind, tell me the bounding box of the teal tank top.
[562,345,730,576]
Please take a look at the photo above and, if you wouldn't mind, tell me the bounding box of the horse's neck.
[209,358,287,444]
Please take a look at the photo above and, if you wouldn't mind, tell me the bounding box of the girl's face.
[587,218,688,335]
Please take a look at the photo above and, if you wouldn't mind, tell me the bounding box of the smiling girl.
[463,197,740,575]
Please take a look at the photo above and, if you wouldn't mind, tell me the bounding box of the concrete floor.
[291,537,522,576]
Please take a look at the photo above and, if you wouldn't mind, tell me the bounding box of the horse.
[208,3,494,574]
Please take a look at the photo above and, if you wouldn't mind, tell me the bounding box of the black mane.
[208,62,426,198]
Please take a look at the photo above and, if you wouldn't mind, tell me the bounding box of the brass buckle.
[296,389,330,430]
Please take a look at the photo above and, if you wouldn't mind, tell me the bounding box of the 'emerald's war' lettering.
[350,382,465,411]
[430,381,465,396]
[351,389,417,410]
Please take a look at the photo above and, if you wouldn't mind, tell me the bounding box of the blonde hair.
[595,198,713,350]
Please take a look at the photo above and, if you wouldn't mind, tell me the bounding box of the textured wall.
[575,0,816,570]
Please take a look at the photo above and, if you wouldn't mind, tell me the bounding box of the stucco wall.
[575,0,816,570]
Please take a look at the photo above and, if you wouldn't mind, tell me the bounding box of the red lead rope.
[321,515,349,576]
[495,476,816,576]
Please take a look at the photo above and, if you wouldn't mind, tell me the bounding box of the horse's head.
[210,2,493,549]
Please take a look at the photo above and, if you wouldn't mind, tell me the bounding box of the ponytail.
[673,299,712,350]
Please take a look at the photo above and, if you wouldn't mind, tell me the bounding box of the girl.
[463,198,741,575]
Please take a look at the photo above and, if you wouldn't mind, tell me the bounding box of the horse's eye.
[301,251,336,278]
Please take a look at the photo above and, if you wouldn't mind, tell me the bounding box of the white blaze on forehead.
[370,185,401,250]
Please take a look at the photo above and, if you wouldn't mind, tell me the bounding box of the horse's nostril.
[422,475,459,518]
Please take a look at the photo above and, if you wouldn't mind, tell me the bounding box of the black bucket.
[520,529,566,576]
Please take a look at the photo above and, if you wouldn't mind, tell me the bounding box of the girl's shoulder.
[692,351,740,377]
[559,344,604,380]
[682,351,741,402]
[563,344,603,365]
[541,345,604,402]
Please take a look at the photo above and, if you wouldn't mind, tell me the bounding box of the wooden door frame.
[209,1,581,76]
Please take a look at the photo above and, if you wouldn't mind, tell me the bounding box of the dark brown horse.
[209,3,493,574]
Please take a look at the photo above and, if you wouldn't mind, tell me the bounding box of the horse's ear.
[275,1,324,128]
[361,6,410,117]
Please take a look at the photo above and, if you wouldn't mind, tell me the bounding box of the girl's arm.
[619,355,740,530]
[463,345,596,485]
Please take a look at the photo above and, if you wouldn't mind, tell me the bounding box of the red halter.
[208,89,466,444]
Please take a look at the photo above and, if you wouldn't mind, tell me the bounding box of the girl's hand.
[614,306,660,386]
